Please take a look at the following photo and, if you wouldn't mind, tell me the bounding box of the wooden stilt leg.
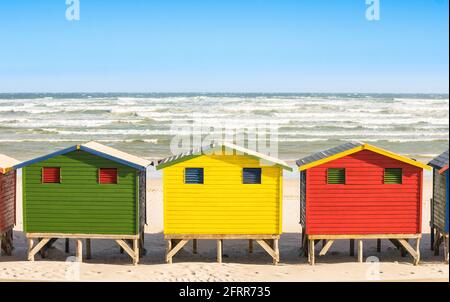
[301,232,305,250]
[414,238,421,266]
[444,235,449,264]
[133,239,139,265]
[28,239,34,262]
[302,233,308,257]
[65,238,70,253]
[86,239,91,260]
[193,239,197,254]
[217,240,222,263]
[430,226,435,251]
[401,239,408,257]
[166,240,173,264]
[307,239,311,263]
[273,239,279,265]
[309,239,315,265]
[350,239,355,256]
[434,230,441,256]
[248,240,253,254]
[377,239,381,253]
[76,239,82,263]
[358,240,364,263]
[139,232,146,256]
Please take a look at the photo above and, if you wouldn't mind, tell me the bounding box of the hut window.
[185,168,204,184]
[243,168,262,184]
[42,167,61,183]
[99,168,118,184]
[327,168,345,184]
[384,168,402,184]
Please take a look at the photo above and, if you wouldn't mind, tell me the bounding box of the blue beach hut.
[428,150,449,263]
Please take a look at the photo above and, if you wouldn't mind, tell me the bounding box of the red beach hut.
[0,154,19,255]
[296,142,431,265]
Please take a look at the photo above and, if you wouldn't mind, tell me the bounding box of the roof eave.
[297,143,431,171]
[156,143,292,171]
[13,144,149,171]
[80,145,149,171]
[13,145,80,170]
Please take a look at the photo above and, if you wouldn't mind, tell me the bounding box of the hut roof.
[0,154,20,174]
[428,150,449,172]
[14,141,151,171]
[154,141,293,171]
[296,141,431,171]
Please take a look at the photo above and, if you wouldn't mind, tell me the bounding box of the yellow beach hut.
[154,142,292,264]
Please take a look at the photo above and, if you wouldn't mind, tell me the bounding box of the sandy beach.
[0,172,448,282]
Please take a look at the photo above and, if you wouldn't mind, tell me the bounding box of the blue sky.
[0,0,448,93]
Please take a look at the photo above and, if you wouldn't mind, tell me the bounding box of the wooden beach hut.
[296,142,431,265]
[14,142,151,264]
[428,150,449,263]
[0,154,19,255]
[155,142,292,264]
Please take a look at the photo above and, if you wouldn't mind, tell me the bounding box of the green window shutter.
[327,168,345,184]
[384,168,402,184]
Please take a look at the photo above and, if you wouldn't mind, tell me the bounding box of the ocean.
[0,93,448,163]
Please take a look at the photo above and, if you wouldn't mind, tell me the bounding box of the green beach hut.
[15,142,151,264]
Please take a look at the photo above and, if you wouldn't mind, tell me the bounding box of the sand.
[0,174,448,282]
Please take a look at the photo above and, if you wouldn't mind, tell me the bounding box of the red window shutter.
[99,168,118,184]
[42,167,60,183]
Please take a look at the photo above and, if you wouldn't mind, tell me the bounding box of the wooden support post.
[217,240,223,263]
[193,239,197,254]
[350,239,355,256]
[430,226,435,251]
[248,240,253,254]
[319,240,334,256]
[133,239,139,265]
[166,240,172,264]
[301,233,308,257]
[377,239,381,253]
[444,235,449,264]
[116,239,139,264]
[398,239,419,265]
[273,239,279,265]
[307,238,311,263]
[256,240,279,264]
[401,239,408,257]
[76,239,82,263]
[434,231,442,256]
[301,232,305,250]
[28,238,50,261]
[86,239,91,260]
[1,230,13,256]
[65,238,70,253]
[358,240,363,263]
[309,239,315,265]
[166,239,188,264]
[28,239,34,261]
[414,238,421,266]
